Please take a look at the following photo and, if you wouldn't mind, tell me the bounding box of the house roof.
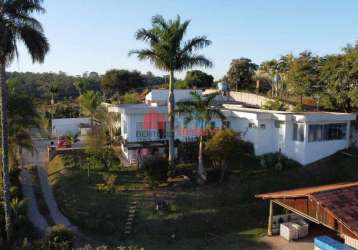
[256,182,358,238]
[255,182,358,199]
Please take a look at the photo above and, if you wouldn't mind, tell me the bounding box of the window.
[210,121,216,128]
[308,125,323,142]
[223,120,231,128]
[158,121,166,139]
[196,120,204,129]
[136,122,144,130]
[293,123,304,141]
[308,123,347,142]
[122,119,127,134]
[275,121,284,128]
[249,123,255,128]
[260,124,266,129]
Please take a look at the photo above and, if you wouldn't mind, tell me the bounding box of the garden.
[46,129,358,249]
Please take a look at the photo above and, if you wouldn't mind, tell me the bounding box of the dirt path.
[19,169,49,233]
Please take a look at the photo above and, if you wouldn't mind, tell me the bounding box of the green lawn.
[48,151,358,249]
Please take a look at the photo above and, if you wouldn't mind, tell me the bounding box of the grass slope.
[48,151,358,249]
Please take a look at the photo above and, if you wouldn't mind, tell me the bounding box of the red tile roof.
[256,182,358,238]
[311,185,358,238]
[255,182,358,199]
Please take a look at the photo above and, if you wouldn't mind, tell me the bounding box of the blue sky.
[8,0,358,79]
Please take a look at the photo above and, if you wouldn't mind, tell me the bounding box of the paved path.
[19,169,49,233]
[23,139,78,232]
[259,236,313,250]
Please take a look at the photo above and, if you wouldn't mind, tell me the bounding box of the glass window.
[210,121,216,128]
[308,123,347,142]
[260,124,266,129]
[249,123,255,128]
[308,124,324,142]
[122,119,127,134]
[223,120,231,128]
[293,123,304,141]
[275,121,284,128]
[158,121,166,139]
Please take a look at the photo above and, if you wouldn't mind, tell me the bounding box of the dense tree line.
[225,44,358,112]
[6,70,167,103]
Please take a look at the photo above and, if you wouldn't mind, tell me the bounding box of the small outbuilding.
[256,182,358,249]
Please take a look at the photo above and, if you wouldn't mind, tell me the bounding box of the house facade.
[107,90,356,165]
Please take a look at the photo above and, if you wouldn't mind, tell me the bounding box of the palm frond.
[179,54,213,70]
[152,15,168,29]
[181,36,211,54]
[134,28,159,44]
[19,24,49,63]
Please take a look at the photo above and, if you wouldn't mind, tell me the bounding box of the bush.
[204,129,250,182]
[120,92,141,104]
[262,99,287,111]
[177,140,199,163]
[41,224,74,250]
[142,156,168,187]
[291,104,304,112]
[259,153,301,171]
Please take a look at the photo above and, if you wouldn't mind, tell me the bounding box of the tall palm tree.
[8,89,40,168]
[78,90,101,128]
[129,15,212,173]
[0,0,49,240]
[176,92,225,181]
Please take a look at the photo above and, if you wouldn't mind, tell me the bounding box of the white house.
[52,118,91,138]
[107,90,356,165]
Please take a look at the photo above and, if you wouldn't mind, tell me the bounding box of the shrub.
[204,129,249,182]
[121,92,141,104]
[142,156,168,187]
[177,140,199,163]
[262,99,287,111]
[41,224,74,250]
[291,104,304,112]
[259,153,301,171]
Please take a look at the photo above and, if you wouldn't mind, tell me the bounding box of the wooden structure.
[256,182,358,240]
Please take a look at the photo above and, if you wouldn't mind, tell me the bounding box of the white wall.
[52,118,90,137]
[145,89,202,104]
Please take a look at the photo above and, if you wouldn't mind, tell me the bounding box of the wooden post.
[268,200,273,236]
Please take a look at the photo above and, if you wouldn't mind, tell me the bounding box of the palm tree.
[0,0,49,240]
[65,132,80,147]
[129,15,212,174]
[176,92,225,181]
[78,90,101,128]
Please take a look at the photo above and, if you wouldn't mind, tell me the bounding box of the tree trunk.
[197,135,206,181]
[0,62,12,242]
[219,161,228,183]
[168,70,175,175]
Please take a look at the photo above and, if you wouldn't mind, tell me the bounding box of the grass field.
[48,150,358,249]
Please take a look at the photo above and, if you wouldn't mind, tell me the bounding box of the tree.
[176,92,225,181]
[262,99,287,111]
[8,84,40,168]
[320,45,358,112]
[121,92,141,104]
[78,91,101,128]
[226,58,258,91]
[130,15,212,173]
[205,129,250,182]
[286,51,320,105]
[185,70,214,88]
[101,69,144,99]
[0,0,49,240]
